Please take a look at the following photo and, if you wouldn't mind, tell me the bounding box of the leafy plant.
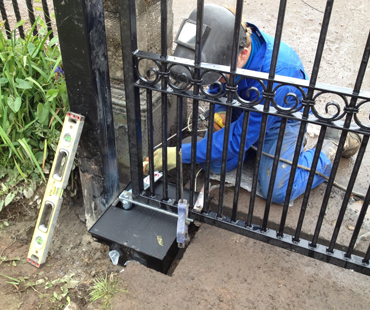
[0,17,69,207]
[89,273,125,310]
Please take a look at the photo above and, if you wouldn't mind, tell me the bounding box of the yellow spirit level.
[27,112,84,267]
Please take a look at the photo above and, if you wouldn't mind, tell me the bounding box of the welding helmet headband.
[172,4,247,85]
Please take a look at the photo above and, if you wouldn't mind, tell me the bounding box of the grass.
[89,273,126,310]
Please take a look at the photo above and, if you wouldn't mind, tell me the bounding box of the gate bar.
[0,0,11,38]
[346,147,370,257]
[203,103,215,213]
[218,0,244,217]
[11,0,24,38]
[146,89,155,195]
[232,110,250,221]
[188,0,204,207]
[262,118,287,230]
[42,0,53,39]
[26,0,37,36]
[176,96,184,201]
[160,0,169,200]
[247,0,287,228]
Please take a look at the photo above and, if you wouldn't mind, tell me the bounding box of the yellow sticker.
[157,235,164,246]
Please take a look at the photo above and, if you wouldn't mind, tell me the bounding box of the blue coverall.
[181,24,332,204]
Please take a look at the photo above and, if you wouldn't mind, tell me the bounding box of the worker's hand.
[214,111,226,132]
[143,147,177,175]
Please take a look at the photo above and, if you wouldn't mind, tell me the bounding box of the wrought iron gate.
[114,0,370,276]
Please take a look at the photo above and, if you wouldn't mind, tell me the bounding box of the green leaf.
[0,126,22,161]
[0,200,4,212]
[18,138,46,182]
[49,35,58,47]
[14,159,27,180]
[15,20,25,28]
[25,77,45,98]
[49,109,63,126]
[4,192,15,206]
[27,42,36,56]
[7,97,22,113]
[15,78,32,90]
[46,89,59,102]
[0,77,8,86]
[37,102,50,124]
[30,64,48,80]
[3,221,9,227]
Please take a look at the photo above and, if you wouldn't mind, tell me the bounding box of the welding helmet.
[171,4,247,85]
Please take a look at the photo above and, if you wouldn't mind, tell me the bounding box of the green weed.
[89,273,126,310]
[0,17,69,208]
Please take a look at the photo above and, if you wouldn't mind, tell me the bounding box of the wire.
[154,106,207,150]
[249,145,365,200]
[194,168,203,191]
[300,0,324,14]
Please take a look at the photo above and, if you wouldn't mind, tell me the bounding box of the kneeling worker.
[145,4,361,204]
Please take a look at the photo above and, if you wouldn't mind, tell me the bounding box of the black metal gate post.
[53,0,119,227]
[117,0,144,198]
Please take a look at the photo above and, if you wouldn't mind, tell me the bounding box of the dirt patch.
[0,185,122,310]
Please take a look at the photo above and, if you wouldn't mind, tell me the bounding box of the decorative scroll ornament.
[135,58,161,85]
[311,91,348,122]
[167,63,194,91]
[271,84,307,113]
[353,99,370,130]
[234,77,266,107]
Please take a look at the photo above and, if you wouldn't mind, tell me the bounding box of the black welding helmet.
[171,4,247,85]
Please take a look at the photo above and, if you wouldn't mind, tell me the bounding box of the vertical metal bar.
[364,244,370,264]
[280,0,334,238]
[26,0,37,36]
[176,96,183,201]
[293,126,327,241]
[203,103,215,213]
[42,0,54,39]
[346,159,370,257]
[247,0,287,227]
[12,0,24,38]
[54,0,119,227]
[231,111,250,222]
[0,0,11,38]
[328,31,370,252]
[188,0,204,207]
[328,137,367,252]
[262,118,287,230]
[218,0,244,217]
[118,0,144,197]
[160,0,169,200]
[147,89,155,195]
[278,122,306,236]
[217,105,232,217]
[309,0,351,247]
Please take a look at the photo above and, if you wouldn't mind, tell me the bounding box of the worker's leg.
[258,121,332,204]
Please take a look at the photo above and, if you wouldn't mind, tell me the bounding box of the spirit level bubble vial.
[27,112,85,268]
